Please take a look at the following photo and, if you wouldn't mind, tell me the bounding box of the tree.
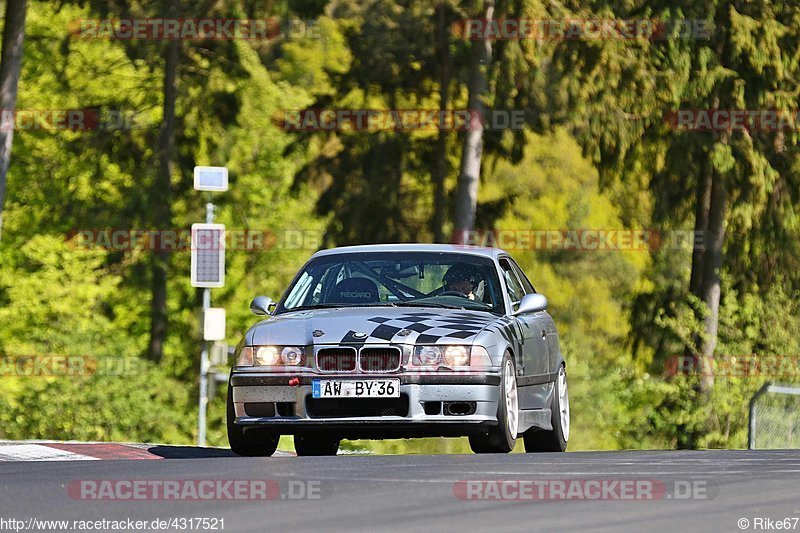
[286,1,447,245]
[452,0,493,242]
[148,35,180,363]
[539,1,800,446]
[0,0,27,241]
[0,0,327,445]
[432,1,455,242]
[71,0,257,363]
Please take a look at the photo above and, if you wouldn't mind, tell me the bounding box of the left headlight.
[236,345,306,367]
[444,345,469,366]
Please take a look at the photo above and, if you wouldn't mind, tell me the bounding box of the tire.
[294,433,340,456]
[523,363,569,452]
[226,385,280,457]
[469,353,519,454]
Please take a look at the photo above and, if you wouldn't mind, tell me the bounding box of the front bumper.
[229,372,502,439]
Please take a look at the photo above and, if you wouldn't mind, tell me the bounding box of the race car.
[227,244,569,456]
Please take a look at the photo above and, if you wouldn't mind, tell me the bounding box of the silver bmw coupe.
[227,244,569,456]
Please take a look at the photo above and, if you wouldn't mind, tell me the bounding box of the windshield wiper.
[395,301,465,310]
[286,303,398,312]
[285,304,345,311]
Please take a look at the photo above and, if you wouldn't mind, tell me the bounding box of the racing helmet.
[443,264,481,290]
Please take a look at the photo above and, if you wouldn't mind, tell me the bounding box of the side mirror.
[250,296,274,316]
[513,293,548,315]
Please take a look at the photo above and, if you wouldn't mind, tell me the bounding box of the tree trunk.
[432,1,451,243]
[453,0,493,244]
[148,39,179,363]
[688,156,712,298]
[688,93,720,300]
[698,168,727,394]
[0,0,27,241]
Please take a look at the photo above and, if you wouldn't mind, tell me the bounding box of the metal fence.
[748,383,800,449]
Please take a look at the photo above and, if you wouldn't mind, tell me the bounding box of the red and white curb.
[0,442,161,461]
[0,441,294,461]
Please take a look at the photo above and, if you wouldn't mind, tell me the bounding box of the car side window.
[284,271,314,308]
[500,259,525,311]
[509,259,536,294]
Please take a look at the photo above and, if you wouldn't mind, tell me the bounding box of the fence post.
[748,383,771,450]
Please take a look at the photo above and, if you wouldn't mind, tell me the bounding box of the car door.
[508,259,560,373]
[499,258,549,383]
[510,259,560,377]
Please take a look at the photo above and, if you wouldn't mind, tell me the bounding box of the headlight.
[236,345,306,367]
[280,346,304,366]
[255,346,280,366]
[413,345,470,367]
[414,346,443,366]
[444,345,469,366]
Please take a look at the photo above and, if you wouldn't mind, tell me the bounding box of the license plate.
[312,379,400,399]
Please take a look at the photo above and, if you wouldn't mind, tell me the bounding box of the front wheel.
[226,386,280,457]
[469,353,518,454]
[523,364,569,452]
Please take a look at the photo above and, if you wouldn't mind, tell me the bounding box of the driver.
[442,264,481,300]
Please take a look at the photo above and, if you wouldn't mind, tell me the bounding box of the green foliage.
[0,0,324,444]
[480,130,650,450]
[617,374,763,450]
[0,363,194,444]
[0,235,138,356]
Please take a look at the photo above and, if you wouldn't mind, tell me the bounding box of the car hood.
[247,306,504,346]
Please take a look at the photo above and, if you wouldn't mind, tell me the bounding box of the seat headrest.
[330,278,379,304]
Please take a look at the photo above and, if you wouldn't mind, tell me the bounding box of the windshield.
[277,252,504,314]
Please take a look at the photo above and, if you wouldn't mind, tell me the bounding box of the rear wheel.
[294,433,340,456]
[469,353,518,454]
[523,364,569,452]
[226,386,280,457]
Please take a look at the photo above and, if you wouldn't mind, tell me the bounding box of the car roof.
[310,243,508,260]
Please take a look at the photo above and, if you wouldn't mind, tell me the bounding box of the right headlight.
[236,345,306,367]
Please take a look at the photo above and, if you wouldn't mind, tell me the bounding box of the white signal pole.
[198,202,214,447]
[191,166,228,447]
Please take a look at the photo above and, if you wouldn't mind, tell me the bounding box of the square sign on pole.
[193,166,228,192]
[203,308,226,341]
[209,342,228,366]
[191,223,225,288]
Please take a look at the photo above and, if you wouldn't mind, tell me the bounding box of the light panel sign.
[191,223,225,288]
[193,166,228,192]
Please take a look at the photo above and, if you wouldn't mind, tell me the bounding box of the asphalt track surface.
[0,447,799,532]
